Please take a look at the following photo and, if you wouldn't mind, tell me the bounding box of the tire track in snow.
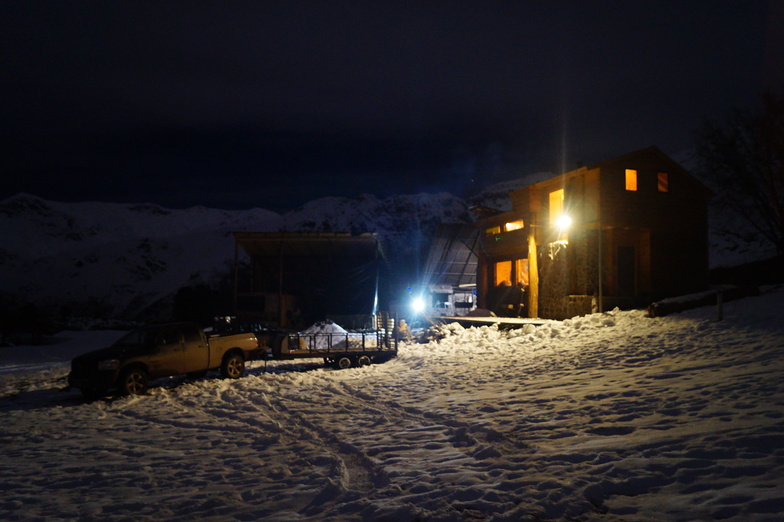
[106,375,393,517]
[97,379,354,519]
[248,369,538,519]
[241,378,391,494]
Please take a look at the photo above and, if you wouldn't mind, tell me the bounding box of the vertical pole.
[373,237,379,316]
[528,231,539,318]
[279,242,285,328]
[598,221,604,313]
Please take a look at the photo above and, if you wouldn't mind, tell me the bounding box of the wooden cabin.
[475,146,711,319]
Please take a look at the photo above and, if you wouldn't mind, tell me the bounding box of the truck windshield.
[113,327,159,347]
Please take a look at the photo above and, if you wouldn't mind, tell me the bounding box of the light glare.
[556,214,572,229]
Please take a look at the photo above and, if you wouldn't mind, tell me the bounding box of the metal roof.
[421,224,479,288]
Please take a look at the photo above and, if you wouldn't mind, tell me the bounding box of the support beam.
[528,232,539,318]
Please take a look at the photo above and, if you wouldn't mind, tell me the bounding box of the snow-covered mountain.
[0,193,284,320]
[0,189,501,321]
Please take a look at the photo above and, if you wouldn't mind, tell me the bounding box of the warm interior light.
[549,189,564,224]
[556,214,572,229]
[658,172,669,192]
[625,169,638,191]
[504,219,524,232]
[494,260,512,286]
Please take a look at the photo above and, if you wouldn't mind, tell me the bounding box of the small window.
[484,226,501,236]
[625,169,638,191]
[433,293,450,306]
[504,219,524,232]
[658,172,669,192]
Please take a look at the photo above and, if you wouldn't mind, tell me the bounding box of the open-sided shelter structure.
[232,232,385,328]
[475,147,711,319]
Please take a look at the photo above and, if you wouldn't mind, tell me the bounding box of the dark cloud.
[0,1,774,211]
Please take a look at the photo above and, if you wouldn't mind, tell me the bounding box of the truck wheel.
[221,353,245,379]
[336,356,353,370]
[119,367,148,395]
[357,355,372,367]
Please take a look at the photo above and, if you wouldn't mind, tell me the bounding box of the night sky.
[2,1,781,212]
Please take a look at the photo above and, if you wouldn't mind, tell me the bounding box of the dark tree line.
[0,299,54,345]
[697,89,784,259]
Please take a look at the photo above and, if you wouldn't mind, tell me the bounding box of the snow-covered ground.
[1,287,783,521]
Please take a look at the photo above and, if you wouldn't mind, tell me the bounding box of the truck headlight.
[98,359,120,371]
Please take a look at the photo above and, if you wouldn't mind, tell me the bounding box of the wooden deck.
[432,316,548,328]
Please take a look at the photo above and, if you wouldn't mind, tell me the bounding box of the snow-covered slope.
[0,194,283,318]
[0,193,281,262]
[1,286,782,520]
[0,191,480,320]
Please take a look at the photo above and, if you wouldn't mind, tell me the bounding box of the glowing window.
[658,172,669,192]
[625,169,638,191]
[549,189,564,225]
[484,226,501,236]
[494,260,512,286]
[515,258,529,286]
[504,219,524,232]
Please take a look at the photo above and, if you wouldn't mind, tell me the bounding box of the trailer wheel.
[336,356,353,370]
[221,352,245,379]
[357,355,372,367]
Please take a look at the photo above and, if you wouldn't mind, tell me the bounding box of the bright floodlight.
[556,214,572,229]
[412,297,426,314]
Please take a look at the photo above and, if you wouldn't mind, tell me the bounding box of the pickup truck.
[67,322,259,398]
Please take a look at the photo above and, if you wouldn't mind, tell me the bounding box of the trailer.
[214,315,399,370]
[261,328,398,369]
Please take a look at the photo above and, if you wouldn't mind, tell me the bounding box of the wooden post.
[528,231,539,318]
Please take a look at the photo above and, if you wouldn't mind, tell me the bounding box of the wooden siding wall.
[598,154,709,300]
